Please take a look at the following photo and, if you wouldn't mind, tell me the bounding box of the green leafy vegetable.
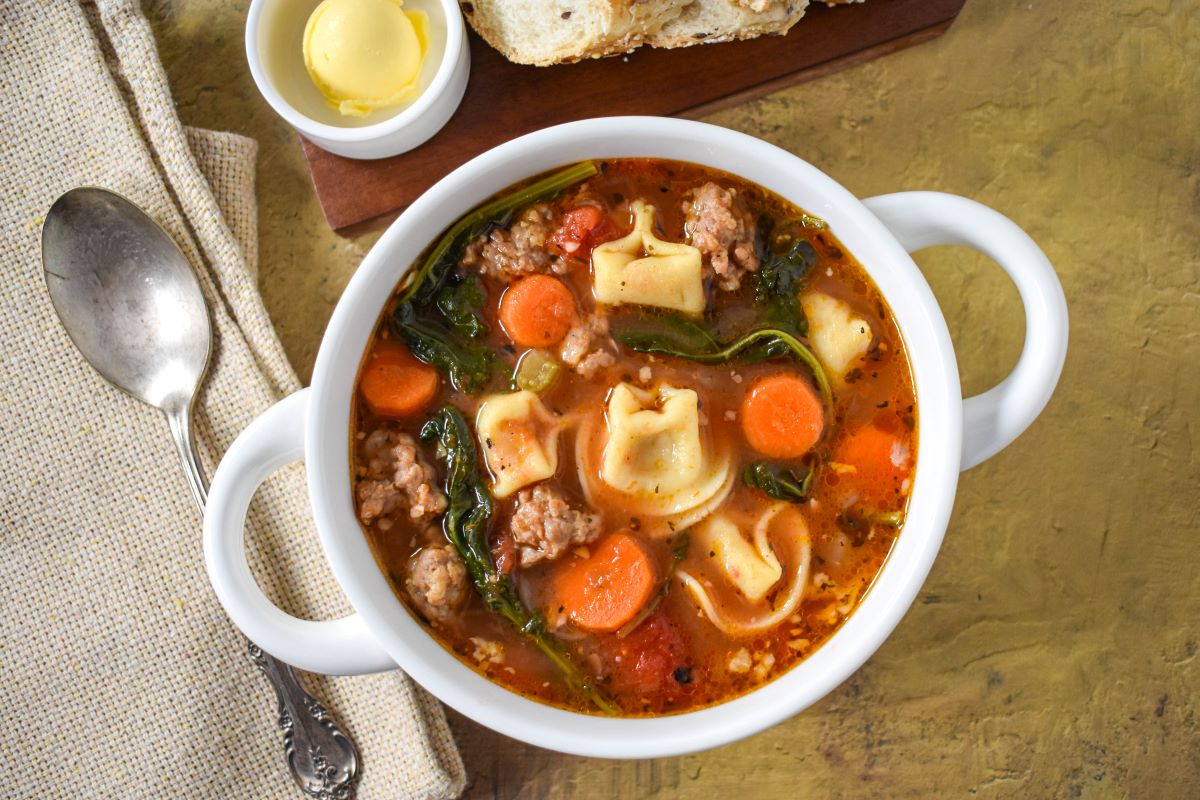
[420,405,616,714]
[835,508,906,546]
[393,303,494,393]
[754,236,816,336]
[671,531,691,562]
[512,349,561,393]
[604,312,718,356]
[741,461,813,503]
[433,275,488,339]
[612,320,833,408]
[393,161,600,393]
[615,532,690,640]
[769,214,828,242]
[399,161,600,308]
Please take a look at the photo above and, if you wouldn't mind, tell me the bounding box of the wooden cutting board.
[301,0,965,236]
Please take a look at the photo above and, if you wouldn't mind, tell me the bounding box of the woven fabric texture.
[0,2,465,797]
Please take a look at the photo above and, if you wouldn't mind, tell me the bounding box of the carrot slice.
[553,532,657,633]
[499,275,576,348]
[740,372,825,459]
[359,339,439,418]
[834,423,910,490]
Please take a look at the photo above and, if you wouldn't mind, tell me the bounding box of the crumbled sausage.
[405,546,467,624]
[559,313,615,379]
[683,182,760,291]
[357,429,447,525]
[509,485,603,566]
[460,203,567,279]
[574,350,616,379]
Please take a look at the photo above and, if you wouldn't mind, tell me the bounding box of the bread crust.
[461,0,694,66]
[460,0,810,66]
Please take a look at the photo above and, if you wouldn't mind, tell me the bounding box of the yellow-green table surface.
[149,0,1199,795]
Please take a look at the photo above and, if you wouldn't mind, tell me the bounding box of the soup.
[351,159,916,715]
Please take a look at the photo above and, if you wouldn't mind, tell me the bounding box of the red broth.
[351,160,916,715]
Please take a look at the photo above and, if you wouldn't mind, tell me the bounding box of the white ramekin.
[245,0,470,159]
[203,118,1068,758]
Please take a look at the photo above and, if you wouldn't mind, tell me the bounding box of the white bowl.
[245,0,470,159]
[204,118,1068,758]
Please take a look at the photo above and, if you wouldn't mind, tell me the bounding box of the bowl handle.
[863,192,1068,470]
[203,388,395,675]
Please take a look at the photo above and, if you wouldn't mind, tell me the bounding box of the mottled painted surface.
[148,0,1199,796]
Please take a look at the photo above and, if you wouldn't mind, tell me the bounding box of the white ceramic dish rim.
[205,116,1068,759]
[244,0,465,143]
[314,118,957,755]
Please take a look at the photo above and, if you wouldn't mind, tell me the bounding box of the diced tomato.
[548,206,616,259]
[492,530,517,575]
[595,612,691,705]
[586,217,619,250]
[560,206,603,240]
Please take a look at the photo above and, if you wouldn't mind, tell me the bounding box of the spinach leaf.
[393,303,494,393]
[671,531,691,563]
[392,161,600,393]
[611,320,833,408]
[782,214,828,231]
[754,237,816,336]
[420,406,494,580]
[741,461,813,503]
[399,161,599,308]
[605,312,718,356]
[836,508,906,546]
[420,405,616,714]
[434,274,488,339]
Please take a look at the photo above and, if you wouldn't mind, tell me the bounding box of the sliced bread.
[648,0,809,50]
[460,0,693,66]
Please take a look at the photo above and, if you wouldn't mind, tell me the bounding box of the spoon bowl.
[41,188,211,413]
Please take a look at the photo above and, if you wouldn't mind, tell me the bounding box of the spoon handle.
[249,643,360,800]
[166,403,208,508]
[165,404,361,799]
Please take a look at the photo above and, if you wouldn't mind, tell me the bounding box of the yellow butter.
[303,0,428,117]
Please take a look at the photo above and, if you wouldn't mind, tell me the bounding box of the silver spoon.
[41,187,360,800]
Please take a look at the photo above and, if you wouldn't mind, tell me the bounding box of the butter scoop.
[303,0,428,117]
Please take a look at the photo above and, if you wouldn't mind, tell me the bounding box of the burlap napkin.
[0,2,465,797]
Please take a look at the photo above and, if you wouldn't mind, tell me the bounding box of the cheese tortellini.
[692,514,782,602]
[594,381,731,521]
[677,503,812,638]
[475,390,560,498]
[592,201,705,314]
[801,291,874,379]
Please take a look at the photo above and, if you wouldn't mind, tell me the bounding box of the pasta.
[573,381,734,534]
[677,503,812,638]
[592,201,705,314]
[801,291,874,379]
[475,389,561,498]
